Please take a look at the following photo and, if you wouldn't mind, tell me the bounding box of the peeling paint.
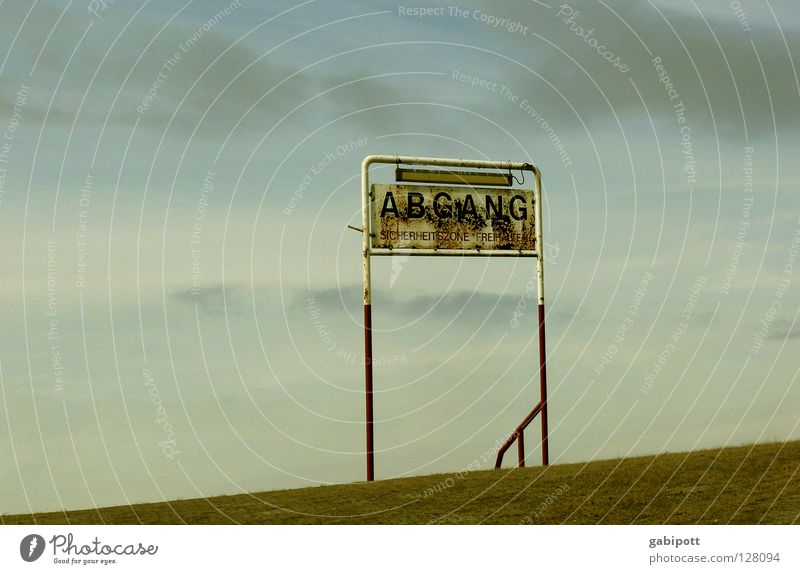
[370,184,536,252]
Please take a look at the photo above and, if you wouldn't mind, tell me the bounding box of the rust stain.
[370,184,535,252]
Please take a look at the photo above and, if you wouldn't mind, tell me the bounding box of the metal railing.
[495,302,549,469]
[495,400,545,468]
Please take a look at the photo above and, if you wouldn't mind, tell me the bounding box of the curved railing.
[494,400,545,468]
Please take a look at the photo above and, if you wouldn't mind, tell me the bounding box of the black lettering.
[433,192,452,218]
[485,195,503,220]
[510,195,527,221]
[408,192,425,218]
[380,191,399,218]
[458,194,478,220]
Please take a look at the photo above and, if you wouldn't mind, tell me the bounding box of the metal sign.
[370,184,536,254]
[359,155,548,482]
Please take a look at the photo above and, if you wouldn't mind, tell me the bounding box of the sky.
[0,0,799,515]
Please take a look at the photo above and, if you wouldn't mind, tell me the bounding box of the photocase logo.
[20,534,46,562]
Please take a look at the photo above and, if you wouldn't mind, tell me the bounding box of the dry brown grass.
[3,440,798,524]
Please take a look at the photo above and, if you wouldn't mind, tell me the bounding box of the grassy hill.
[4,440,799,524]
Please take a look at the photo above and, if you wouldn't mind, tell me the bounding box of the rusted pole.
[517,430,525,467]
[534,169,549,467]
[364,304,374,481]
[362,157,375,481]
[538,303,549,466]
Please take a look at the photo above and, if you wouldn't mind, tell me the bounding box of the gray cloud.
[767,318,800,340]
[169,283,251,315]
[2,0,799,516]
[301,283,583,325]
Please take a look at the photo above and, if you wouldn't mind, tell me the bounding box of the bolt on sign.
[370,184,536,254]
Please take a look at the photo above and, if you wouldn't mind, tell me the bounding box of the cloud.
[169,282,251,315]
[301,283,582,326]
[2,0,800,515]
[767,318,800,340]
[417,0,800,142]
[0,2,322,136]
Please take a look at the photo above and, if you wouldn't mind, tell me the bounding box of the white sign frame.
[358,155,547,481]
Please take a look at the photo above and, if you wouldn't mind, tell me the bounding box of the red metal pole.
[538,302,549,466]
[364,303,375,481]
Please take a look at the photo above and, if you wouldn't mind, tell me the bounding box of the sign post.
[360,155,547,481]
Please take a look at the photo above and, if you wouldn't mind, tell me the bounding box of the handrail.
[495,400,545,468]
[493,168,549,469]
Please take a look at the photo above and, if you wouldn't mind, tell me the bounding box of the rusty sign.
[359,156,549,482]
[369,183,536,254]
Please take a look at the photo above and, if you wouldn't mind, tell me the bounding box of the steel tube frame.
[361,155,547,481]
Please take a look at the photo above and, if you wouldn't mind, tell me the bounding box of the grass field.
[3,440,799,524]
